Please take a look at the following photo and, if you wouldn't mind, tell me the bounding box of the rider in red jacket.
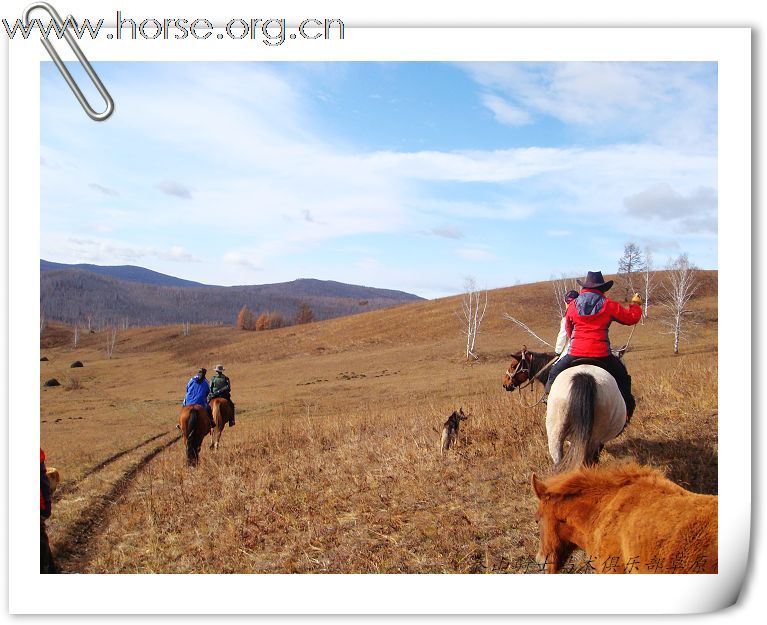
[544,271,642,418]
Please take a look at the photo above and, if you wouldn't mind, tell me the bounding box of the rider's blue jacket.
[183,375,210,408]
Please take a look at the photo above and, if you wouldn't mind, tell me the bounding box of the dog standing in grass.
[441,408,467,454]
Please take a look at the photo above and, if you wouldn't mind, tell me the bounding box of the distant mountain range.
[40,260,423,328]
[40,259,208,288]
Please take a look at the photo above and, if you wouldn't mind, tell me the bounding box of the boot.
[229,401,236,427]
[206,406,215,430]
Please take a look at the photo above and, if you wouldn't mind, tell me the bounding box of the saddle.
[564,357,616,379]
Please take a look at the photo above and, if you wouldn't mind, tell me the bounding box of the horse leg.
[547,420,565,467]
[210,425,219,450]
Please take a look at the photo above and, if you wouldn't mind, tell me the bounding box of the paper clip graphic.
[23,2,114,121]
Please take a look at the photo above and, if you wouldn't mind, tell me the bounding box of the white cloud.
[167,246,201,263]
[624,184,716,222]
[427,225,465,240]
[89,183,119,197]
[480,93,532,126]
[223,251,261,271]
[463,62,716,150]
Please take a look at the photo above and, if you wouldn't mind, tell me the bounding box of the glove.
[631,293,642,304]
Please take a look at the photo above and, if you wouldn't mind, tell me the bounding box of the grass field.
[40,274,718,573]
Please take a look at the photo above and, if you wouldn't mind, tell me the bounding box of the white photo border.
[9,26,750,614]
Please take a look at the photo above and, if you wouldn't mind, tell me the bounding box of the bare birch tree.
[641,246,658,321]
[658,254,699,354]
[73,325,80,348]
[182,321,190,336]
[551,273,579,318]
[457,277,488,360]
[106,327,118,358]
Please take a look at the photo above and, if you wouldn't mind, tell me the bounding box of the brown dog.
[441,408,467,454]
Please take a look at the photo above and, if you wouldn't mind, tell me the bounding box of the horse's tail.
[558,372,598,473]
[186,408,199,465]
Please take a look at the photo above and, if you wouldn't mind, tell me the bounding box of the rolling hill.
[40,260,424,328]
[40,259,209,288]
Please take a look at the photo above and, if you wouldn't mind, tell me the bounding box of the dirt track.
[50,430,181,572]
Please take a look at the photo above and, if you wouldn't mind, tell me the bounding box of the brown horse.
[502,346,557,391]
[531,462,717,574]
[178,404,211,466]
[209,397,234,451]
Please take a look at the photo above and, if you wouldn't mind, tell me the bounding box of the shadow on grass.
[608,436,718,495]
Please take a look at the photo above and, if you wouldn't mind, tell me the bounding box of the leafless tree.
[502,313,554,349]
[73,325,80,348]
[641,246,659,321]
[551,273,579,318]
[457,277,488,360]
[182,321,190,336]
[106,327,118,358]
[618,243,645,302]
[658,254,699,354]
[40,312,46,336]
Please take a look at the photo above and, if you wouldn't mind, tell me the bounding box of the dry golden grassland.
[40,276,718,573]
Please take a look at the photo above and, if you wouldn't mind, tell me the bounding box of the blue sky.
[40,61,717,298]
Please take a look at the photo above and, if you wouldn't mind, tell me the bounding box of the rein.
[515,354,559,408]
[505,352,560,409]
[511,353,560,392]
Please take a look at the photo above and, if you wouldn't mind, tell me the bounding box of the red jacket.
[565,288,641,358]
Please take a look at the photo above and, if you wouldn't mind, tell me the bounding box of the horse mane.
[530,351,557,372]
[541,461,685,498]
[510,349,557,380]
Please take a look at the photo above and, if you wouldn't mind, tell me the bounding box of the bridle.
[504,348,532,390]
[504,348,560,408]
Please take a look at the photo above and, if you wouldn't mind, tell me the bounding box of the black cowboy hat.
[577,271,614,292]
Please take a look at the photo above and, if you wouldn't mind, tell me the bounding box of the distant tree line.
[40,269,416,329]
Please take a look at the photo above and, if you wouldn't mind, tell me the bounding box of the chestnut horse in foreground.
[531,462,718,574]
[209,397,234,451]
[178,404,211,466]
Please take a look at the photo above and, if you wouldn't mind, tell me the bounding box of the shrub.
[236,305,256,331]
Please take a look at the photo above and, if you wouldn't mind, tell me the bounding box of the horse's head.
[502,346,532,391]
[531,473,577,574]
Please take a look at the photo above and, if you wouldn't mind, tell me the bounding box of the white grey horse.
[546,365,628,472]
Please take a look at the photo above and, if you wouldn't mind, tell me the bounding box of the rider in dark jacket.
[208,364,235,426]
